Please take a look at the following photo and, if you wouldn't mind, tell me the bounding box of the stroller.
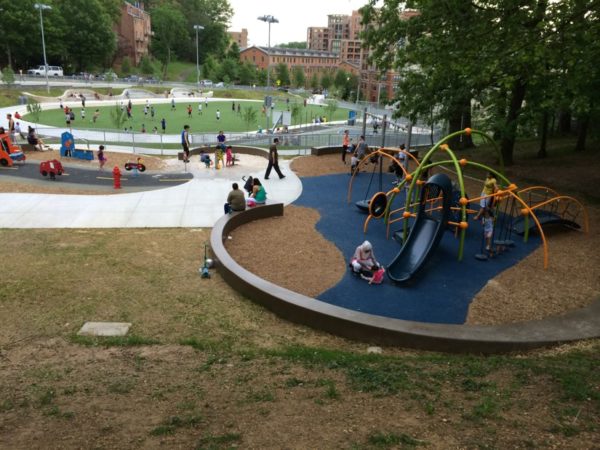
[242,175,254,195]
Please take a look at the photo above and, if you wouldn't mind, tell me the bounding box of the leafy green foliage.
[150,4,189,77]
[1,67,15,86]
[275,63,290,86]
[109,103,128,131]
[292,66,305,88]
[120,57,132,77]
[361,0,600,163]
[26,99,42,123]
[241,107,258,131]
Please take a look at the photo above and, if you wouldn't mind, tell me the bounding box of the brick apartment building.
[228,28,248,49]
[306,9,419,103]
[114,1,152,65]
[240,46,339,84]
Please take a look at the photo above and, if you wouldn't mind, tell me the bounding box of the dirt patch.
[291,152,350,177]
[226,205,345,297]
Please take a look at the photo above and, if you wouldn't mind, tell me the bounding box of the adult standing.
[217,130,226,149]
[224,183,246,214]
[161,117,167,133]
[265,137,285,180]
[6,114,15,142]
[181,125,191,163]
[341,129,350,164]
[356,135,368,160]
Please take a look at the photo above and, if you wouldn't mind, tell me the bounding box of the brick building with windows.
[114,1,152,65]
[240,46,339,85]
[228,29,248,49]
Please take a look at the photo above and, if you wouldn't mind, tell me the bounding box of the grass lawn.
[25,100,351,133]
[0,227,598,448]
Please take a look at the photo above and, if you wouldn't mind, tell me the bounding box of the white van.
[27,65,64,77]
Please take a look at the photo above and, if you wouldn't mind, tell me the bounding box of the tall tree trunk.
[558,110,572,135]
[574,114,589,152]
[447,106,463,151]
[537,110,549,158]
[500,78,527,166]
[5,45,12,69]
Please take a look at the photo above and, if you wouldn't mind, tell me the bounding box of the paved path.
[0,155,301,228]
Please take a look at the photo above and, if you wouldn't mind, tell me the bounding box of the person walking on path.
[342,129,350,164]
[265,137,285,180]
[181,125,191,163]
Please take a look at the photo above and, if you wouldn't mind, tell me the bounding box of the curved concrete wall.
[210,204,600,354]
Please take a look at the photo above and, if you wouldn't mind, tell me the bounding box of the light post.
[193,25,204,90]
[34,3,52,94]
[257,14,278,90]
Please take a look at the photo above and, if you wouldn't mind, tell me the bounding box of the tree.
[139,55,156,75]
[110,103,127,130]
[275,63,290,86]
[290,103,302,125]
[151,3,188,76]
[226,42,240,61]
[277,41,307,49]
[324,100,338,122]
[320,72,332,90]
[291,66,305,88]
[238,62,256,86]
[120,57,132,77]
[54,0,116,70]
[26,99,42,123]
[310,73,319,90]
[1,67,15,86]
[219,58,238,83]
[241,107,257,131]
[202,55,219,81]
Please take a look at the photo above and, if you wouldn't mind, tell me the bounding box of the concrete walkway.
[0,155,302,228]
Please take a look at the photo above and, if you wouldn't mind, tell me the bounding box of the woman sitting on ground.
[27,126,45,151]
[349,240,380,276]
[247,178,267,206]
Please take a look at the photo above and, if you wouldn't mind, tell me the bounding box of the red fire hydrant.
[112,165,121,189]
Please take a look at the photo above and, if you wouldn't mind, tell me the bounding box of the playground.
[224,131,597,328]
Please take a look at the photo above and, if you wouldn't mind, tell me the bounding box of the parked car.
[215,81,224,88]
[200,79,213,87]
[27,65,63,77]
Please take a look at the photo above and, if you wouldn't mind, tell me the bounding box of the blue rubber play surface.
[294,172,541,324]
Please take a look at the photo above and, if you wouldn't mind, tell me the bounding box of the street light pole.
[257,15,278,90]
[34,3,52,94]
[193,25,204,90]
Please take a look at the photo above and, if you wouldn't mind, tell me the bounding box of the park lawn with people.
[24,100,350,133]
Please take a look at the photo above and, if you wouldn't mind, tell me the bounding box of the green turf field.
[27,100,350,133]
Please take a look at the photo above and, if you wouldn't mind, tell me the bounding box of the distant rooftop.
[254,46,338,58]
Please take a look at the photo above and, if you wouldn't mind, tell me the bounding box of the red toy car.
[40,159,64,180]
[124,160,146,172]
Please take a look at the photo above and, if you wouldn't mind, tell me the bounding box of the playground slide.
[387,173,453,284]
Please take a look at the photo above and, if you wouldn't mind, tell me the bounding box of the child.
[225,146,233,167]
[361,263,385,285]
[187,104,193,118]
[214,145,224,169]
[97,145,107,171]
[482,208,494,251]
[200,150,212,168]
[350,152,359,175]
